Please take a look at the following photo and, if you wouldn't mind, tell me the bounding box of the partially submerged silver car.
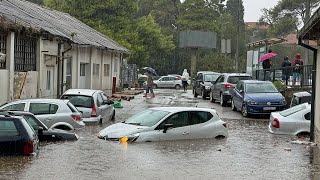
[61,89,115,123]
[0,99,84,130]
[268,103,310,136]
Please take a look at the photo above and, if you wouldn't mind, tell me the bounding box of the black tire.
[202,90,206,100]
[220,94,226,107]
[231,99,237,111]
[242,104,248,117]
[175,84,181,89]
[210,92,215,103]
[54,125,72,131]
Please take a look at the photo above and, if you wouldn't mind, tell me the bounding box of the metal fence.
[255,65,313,87]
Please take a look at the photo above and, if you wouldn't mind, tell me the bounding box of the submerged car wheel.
[242,104,248,117]
[152,84,157,89]
[231,99,237,111]
[175,84,181,89]
[210,92,215,103]
[220,94,226,107]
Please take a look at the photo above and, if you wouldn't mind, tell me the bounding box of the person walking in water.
[143,71,155,98]
[281,56,291,85]
[181,69,189,92]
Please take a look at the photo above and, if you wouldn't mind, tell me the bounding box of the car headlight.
[248,100,258,105]
[120,132,140,142]
[205,86,210,90]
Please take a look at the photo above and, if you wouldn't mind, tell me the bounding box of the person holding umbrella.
[143,67,157,98]
[260,49,277,81]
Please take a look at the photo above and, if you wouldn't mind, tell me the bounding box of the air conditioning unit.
[0,52,6,62]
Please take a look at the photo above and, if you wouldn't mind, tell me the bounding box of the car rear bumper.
[247,105,286,114]
[82,117,100,123]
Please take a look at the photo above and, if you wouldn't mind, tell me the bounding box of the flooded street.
[0,89,319,180]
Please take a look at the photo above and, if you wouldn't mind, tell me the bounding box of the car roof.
[63,89,101,96]
[223,73,251,77]
[16,99,69,103]
[149,107,217,113]
[293,91,311,97]
[198,71,220,75]
[241,80,271,84]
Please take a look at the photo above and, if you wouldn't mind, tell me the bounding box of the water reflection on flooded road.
[0,89,318,180]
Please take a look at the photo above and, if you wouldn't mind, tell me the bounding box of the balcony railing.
[255,65,313,87]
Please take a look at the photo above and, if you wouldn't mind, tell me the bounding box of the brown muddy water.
[0,89,319,180]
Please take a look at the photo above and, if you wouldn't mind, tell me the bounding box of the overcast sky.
[243,0,279,22]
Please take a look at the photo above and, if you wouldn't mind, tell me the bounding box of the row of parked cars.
[0,89,115,155]
[192,71,312,137]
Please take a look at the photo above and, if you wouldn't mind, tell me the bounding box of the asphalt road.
[0,88,319,180]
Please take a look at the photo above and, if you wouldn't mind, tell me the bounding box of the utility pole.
[235,0,240,72]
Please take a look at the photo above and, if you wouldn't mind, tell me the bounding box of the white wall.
[315,47,320,145]
[0,70,9,104]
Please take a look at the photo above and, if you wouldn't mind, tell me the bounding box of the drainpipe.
[298,38,317,142]
[57,42,62,98]
[61,43,72,94]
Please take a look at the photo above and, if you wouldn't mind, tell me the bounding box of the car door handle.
[46,118,52,121]
[183,132,190,135]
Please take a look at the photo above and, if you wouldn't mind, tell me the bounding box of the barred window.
[14,35,37,71]
[0,31,7,69]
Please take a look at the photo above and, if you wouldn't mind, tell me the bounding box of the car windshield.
[227,76,252,84]
[124,109,170,127]
[245,83,278,93]
[204,74,220,82]
[61,95,93,108]
[280,103,308,117]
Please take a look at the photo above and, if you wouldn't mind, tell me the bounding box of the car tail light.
[272,118,280,128]
[222,123,227,128]
[71,115,81,122]
[23,141,34,155]
[91,104,97,117]
[224,84,234,88]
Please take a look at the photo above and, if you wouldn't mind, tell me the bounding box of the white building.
[0,0,128,104]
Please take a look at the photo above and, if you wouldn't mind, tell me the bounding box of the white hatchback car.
[98,107,228,142]
[268,103,311,136]
[61,89,115,124]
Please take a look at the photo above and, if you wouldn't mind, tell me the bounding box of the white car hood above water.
[98,123,149,138]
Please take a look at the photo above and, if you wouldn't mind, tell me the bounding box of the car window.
[227,76,252,84]
[219,76,225,83]
[20,117,37,138]
[0,120,19,137]
[125,109,170,127]
[162,77,169,81]
[61,95,94,108]
[1,103,25,111]
[236,82,241,90]
[163,112,189,128]
[168,77,175,81]
[189,111,213,125]
[66,102,78,113]
[204,74,220,82]
[291,96,299,107]
[304,112,311,121]
[102,93,109,101]
[97,94,104,107]
[23,115,40,130]
[245,83,278,93]
[279,104,308,117]
[29,103,59,115]
[197,74,202,81]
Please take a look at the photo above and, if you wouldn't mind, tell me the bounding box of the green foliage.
[273,80,286,91]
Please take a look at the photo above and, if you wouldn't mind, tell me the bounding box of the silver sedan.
[268,103,310,136]
[0,99,85,130]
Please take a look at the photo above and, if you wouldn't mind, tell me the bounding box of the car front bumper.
[247,105,286,114]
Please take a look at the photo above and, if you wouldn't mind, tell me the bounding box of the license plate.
[263,107,276,111]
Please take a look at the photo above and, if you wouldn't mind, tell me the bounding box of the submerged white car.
[268,103,311,136]
[98,107,228,142]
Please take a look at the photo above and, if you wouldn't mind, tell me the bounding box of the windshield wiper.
[125,122,141,126]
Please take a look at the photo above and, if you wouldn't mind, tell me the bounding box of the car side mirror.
[239,90,244,94]
[163,124,173,133]
[38,126,44,136]
[104,100,114,105]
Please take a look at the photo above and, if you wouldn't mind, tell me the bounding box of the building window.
[46,70,51,90]
[66,57,72,90]
[104,64,110,76]
[80,63,86,76]
[93,63,100,76]
[0,31,7,69]
[14,35,37,72]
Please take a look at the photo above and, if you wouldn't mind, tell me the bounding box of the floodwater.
[0,89,319,180]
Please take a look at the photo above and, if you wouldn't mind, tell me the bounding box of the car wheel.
[231,99,237,111]
[194,89,198,98]
[242,104,248,117]
[220,94,226,107]
[210,92,215,103]
[152,84,157,89]
[202,90,206,100]
[175,84,181,89]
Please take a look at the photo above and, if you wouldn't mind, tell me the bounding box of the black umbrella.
[143,67,158,76]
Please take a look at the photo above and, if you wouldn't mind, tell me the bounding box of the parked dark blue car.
[230,80,286,117]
